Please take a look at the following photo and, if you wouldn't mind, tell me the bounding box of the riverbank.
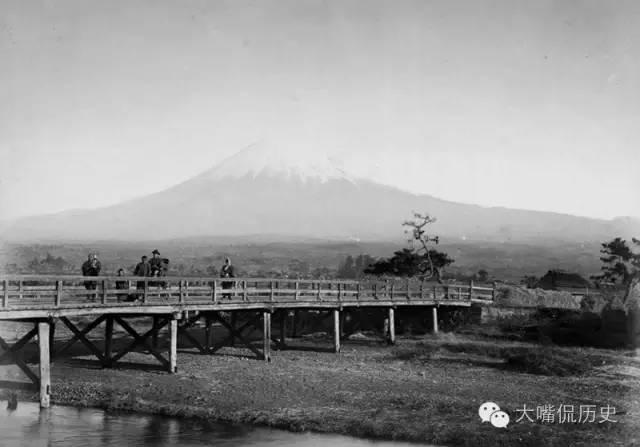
[2,331,639,446]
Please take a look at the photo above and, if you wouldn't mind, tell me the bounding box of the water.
[0,403,430,447]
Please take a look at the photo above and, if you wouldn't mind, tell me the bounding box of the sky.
[1,0,639,221]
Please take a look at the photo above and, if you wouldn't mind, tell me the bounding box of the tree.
[364,213,454,280]
[521,275,539,289]
[591,237,640,285]
[402,212,447,282]
[364,248,454,278]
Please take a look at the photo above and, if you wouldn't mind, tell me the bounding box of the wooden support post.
[406,278,411,299]
[317,282,322,301]
[243,280,247,301]
[388,307,396,344]
[270,281,275,302]
[104,315,114,367]
[212,280,217,302]
[492,282,497,301]
[420,279,425,300]
[432,306,439,334]
[38,322,51,408]
[356,282,360,301]
[337,283,342,301]
[143,279,148,303]
[3,279,7,308]
[294,282,299,300]
[333,309,340,353]
[263,311,271,362]
[179,280,184,303]
[279,311,286,349]
[469,280,474,300]
[169,317,178,373]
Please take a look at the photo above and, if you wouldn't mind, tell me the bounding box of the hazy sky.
[1,0,639,220]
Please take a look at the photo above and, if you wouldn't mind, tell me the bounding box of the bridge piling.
[38,321,51,408]
[263,311,271,362]
[432,307,439,334]
[333,310,340,353]
[388,308,396,344]
[204,314,213,353]
[169,316,178,373]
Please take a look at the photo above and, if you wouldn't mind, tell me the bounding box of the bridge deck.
[0,275,494,319]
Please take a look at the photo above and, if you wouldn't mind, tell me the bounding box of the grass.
[393,335,611,376]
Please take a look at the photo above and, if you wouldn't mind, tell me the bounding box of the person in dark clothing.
[149,249,164,276]
[134,256,151,295]
[81,253,101,300]
[220,257,235,299]
[149,249,169,288]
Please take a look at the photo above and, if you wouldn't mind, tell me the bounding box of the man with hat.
[149,249,169,289]
[149,249,164,276]
[81,253,101,300]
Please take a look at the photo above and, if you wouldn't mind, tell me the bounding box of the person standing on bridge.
[220,257,235,299]
[149,249,169,289]
[149,249,164,276]
[81,253,101,300]
[134,255,151,297]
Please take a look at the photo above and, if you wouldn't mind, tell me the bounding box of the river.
[0,403,432,446]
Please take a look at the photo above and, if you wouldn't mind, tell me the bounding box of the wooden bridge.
[0,275,495,408]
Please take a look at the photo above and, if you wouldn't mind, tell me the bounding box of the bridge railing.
[0,275,494,309]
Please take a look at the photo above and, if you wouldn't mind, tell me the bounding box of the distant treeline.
[1,238,605,283]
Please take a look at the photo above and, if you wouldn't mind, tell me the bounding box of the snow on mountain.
[197,141,356,184]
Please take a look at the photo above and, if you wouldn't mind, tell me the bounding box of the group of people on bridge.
[81,251,236,300]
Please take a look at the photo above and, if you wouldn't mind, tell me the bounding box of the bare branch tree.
[403,212,442,282]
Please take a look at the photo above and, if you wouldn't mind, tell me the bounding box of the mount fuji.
[2,143,638,243]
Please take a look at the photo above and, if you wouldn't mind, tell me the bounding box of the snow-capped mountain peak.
[200,141,356,183]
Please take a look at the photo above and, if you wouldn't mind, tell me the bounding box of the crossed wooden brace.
[0,327,40,386]
[52,315,172,371]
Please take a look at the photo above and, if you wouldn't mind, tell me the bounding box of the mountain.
[2,142,638,243]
